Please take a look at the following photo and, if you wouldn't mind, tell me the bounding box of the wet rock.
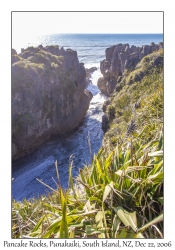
[84,89,93,100]
[85,67,97,78]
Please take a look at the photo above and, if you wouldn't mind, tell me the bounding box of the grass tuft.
[12,48,163,239]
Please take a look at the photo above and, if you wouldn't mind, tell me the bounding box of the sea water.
[12,34,163,200]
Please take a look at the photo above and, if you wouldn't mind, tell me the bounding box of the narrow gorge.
[12,42,163,202]
[12,41,163,239]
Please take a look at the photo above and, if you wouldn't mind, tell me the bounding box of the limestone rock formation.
[98,42,163,96]
[85,67,97,84]
[102,114,109,133]
[85,67,97,78]
[102,99,111,112]
[12,46,92,160]
[101,47,163,135]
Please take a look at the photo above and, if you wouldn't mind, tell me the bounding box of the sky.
[12,11,163,37]
[12,12,163,53]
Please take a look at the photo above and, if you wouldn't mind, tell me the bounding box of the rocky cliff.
[98,42,163,96]
[101,47,163,135]
[12,45,92,160]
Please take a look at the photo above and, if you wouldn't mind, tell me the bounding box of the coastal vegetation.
[12,47,163,238]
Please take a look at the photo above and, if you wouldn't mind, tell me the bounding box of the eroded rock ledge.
[98,42,163,96]
[12,45,92,160]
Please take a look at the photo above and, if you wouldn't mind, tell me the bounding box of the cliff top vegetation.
[12,48,163,239]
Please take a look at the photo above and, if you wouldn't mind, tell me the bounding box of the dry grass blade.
[17,212,22,238]
[138,213,163,233]
[151,225,163,238]
[103,182,113,202]
[55,160,61,188]
[88,131,93,162]
[36,178,59,194]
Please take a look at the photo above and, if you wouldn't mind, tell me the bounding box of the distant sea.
[12,34,163,200]
[13,33,163,67]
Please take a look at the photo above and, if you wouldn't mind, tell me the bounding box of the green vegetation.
[66,49,75,53]
[12,54,23,63]
[12,49,163,239]
[117,48,163,87]
[12,60,44,96]
[28,50,64,67]
[45,45,59,49]
[105,48,163,149]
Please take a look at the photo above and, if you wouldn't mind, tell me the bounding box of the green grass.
[12,134,163,238]
[12,48,163,239]
[104,54,163,149]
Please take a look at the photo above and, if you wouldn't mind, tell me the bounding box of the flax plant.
[12,49,163,239]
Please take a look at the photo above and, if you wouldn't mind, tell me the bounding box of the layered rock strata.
[101,46,163,133]
[12,45,92,160]
[98,42,163,96]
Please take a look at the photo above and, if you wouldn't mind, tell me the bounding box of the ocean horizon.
[13,33,163,67]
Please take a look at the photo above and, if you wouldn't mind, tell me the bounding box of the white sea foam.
[86,64,107,104]
[84,62,100,69]
[90,68,102,85]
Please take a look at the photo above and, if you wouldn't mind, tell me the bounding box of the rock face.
[101,47,163,134]
[98,42,163,96]
[85,67,97,84]
[12,45,92,160]
[85,67,97,78]
[102,114,109,133]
